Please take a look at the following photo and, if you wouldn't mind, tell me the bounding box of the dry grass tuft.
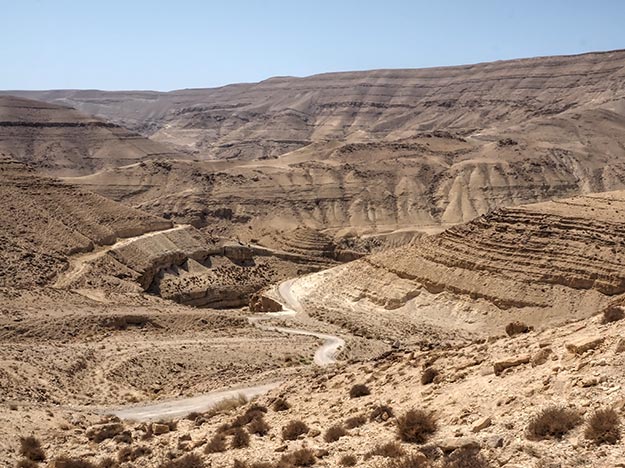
[51,457,97,468]
[349,384,371,398]
[231,427,251,449]
[204,433,227,453]
[345,414,367,428]
[158,453,205,468]
[19,436,45,462]
[584,408,621,445]
[396,409,437,444]
[272,398,291,412]
[280,448,316,467]
[248,415,270,436]
[281,420,309,440]
[213,395,248,414]
[324,424,347,442]
[16,460,39,468]
[527,406,581,439]
[383,454,430,468]
[366,441,406,459]
[339,454,358,466]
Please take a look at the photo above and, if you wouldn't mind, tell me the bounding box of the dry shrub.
[204,433,227,453]
[158,453,205,468]
[585,408,621,445]
[248,415,270,436]
[52,457,97,468]
[324,424,347,442]
[443,447,489,468]
[280,448,316,467]
[527,406,581,439]
[371,405,395,422]
[231,406,267,428]
[420,367,438,385]
[396,409,437,444]
[97,458,117,468]
[273,398,291,412]
[366,441,406,459]
[118,445,151,462]
[281,420,309,440]
[339,454,358,466]
[505,321,531,336]
[602,306,624,324]
[349,384,371,398]
[19,436,45,462]
[212,395,248,414]
[16,460,38,468]
[384,454,430,468]
[345,414,367,428]
[231,427,250,449]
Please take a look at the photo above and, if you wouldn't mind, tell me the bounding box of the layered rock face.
[0,96,180,176]
[0,156,172,288]
[9,50,625,160]
[286,191,625,341]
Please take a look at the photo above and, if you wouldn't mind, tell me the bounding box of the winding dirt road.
[102,274,343,420]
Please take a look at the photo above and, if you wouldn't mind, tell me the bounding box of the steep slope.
[0,95,181,176]
[278,191,625,341]
[0,156,172,288]
[7,49,625,160]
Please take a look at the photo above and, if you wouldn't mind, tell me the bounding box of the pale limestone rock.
[565,336,604,354]
[493,355,530,376]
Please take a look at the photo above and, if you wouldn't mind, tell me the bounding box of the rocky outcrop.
[282,191,625,340]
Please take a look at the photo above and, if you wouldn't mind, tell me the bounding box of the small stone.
[614,338,625,354]
[152,423,170,435]
[531,348,552,367]
[486,435,504,448]
[580,377,598,387]
[471,416,492,433]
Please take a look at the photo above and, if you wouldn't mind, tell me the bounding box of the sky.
[1,0,624,91]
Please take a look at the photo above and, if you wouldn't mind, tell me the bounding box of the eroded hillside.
[0,96,181,176]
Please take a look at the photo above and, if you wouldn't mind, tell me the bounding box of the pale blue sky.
[1,0,624,90]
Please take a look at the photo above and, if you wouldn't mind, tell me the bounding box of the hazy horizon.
[2,0,625,91]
